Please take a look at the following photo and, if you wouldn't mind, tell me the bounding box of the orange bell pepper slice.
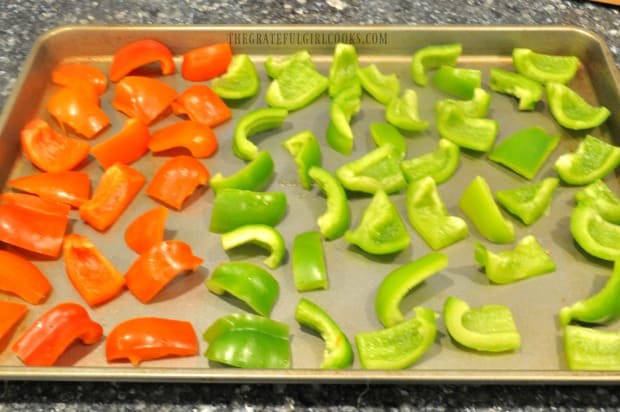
[171,84,232,127]
[8,171,90,208]
[112,76,177,125]
[106,317,198,365]
[52,63,108,95]
[62,233,126,307]
[0,301,28,344]
[47,85,110,139]
[125,240,203,303]
[146,156,210,210]
[181,43,233,82]
[79,163,146,231]
[124,206,168,254]
[20,119,90,172]
[1,192,72,216]
[109,39,176,82]
[12,302,103,366]
[91,118,151,169]
[0,250,51,304]
[148,120,218,158]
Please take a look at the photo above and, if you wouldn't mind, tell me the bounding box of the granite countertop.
[1,0,620,410]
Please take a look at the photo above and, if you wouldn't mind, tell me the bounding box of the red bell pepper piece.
[112,76,177,125]
[109,39,176,82]
[46,85,110,139]
[20,119,90,172]
[0,250,51,304]
[79,163,146,231]
[0,301,28,343]
[1,192,72,216]
[124,206,168,254]
[8,171,90,208]
[62,233,126,307]
[148,120,218,158]
[51,63,108,95]
[146,155,210,210]
[125,240,203,303]
[12,302,103,366]
[171,84,232,127]
[181,43,233,82]
[91,118,151,169]
[106,317,199,365]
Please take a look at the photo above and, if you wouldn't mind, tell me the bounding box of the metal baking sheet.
[0,25,619,384]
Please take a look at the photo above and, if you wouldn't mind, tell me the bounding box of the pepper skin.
[232,108,288,161]
[546,82,610,130]
[91,118,151,169]
[8,170,90,208]
[149,120,218,159]
[0,301,27,343]
[46,85,110,139]
[0,250,51,304]
[124,206,168,255]
[564,325,620,371]
[292,231,328,292]
[209,150,275,193]
[112,76,177,125]
[209,189,287,234]
[282,130,322,190]
[109,39,175,82]
[146,155,210,210]
[220,224,286,270]
[494,178,560,226]
[171,84,232,127]
[411,43,462,87]
[489,68,543,110]
[211,54,260,100]
[308,166,350,241]
[181,43,232,82]
[554,135,620,186]
[357,64,400,105]
[265,59,329,111]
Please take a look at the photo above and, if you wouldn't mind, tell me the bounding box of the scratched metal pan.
[0,25,619,383]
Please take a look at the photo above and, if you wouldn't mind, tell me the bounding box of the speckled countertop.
[1,0,620,410]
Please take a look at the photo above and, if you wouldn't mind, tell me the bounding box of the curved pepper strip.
[171,84,232,127]
[211,54,260,100]
[209,189,287,234]
[489,68,543,110]
[570,204,620,261]
[109,39,175,82]
[203,313,291,369]
[400,138,459,184]
[411,43,462,86]
[444,296,521,352]
[282,130,322,190]
[106,317,199,365]
[554,135,620,186]
[91,118,151,169]
[124,206,168,255]
[308,166,350,241]
[437,87,492,118]
[357,64,400,105]
[52,63,107,95]
[475,235,556,284]
[265,50,315,79]
[385,89,429,132]
[125,240,203,303]
[370,122,406,159]
[220,224,286,270]
[47,85,110,139]
[112,76,178,125]
[292,231,328,292]
[564,324,620,370]
[181,43,232,82]
[546,82,610,130]
[63,233,126,307]
[265,59,329,111]
[356,307,437,370]
[495,178,560,226]
[436,102,498,152]
[328,43,361,98]
[433,65,481,99]
[209,150,275,193]
[146,155,210,210]
[0,301,27,342]
[9,170,90,208]
[575,180,620,224]
[12,302,103,366]
[375,252,448,327]
[149,120,218,158]
[326,99,355,156]
[206,262,279,317]
[233,107,288,161]
[295,297,353,369]
[0,250,51,304]
[512,48,579,84]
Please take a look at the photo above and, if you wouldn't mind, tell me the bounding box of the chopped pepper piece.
[210,189,287,234]
[345,189,411,256]
[52,63,107,95]
[282,130,322,190]
[221,224,286,269]
[209,150,275,193]
[411,43,462,87]
[171,84,232,127]
[233,107,288,161]
[326,99,356,156]
[295,297,353,369]
[308,166,351,240]
[489,68,543,110]
[149,120,218,158]
[495,178,559,225]
[91,118,151,169]
[385,89,430,132]
[355,307,437,370]
[264,50,315,79]
[181,43,232,82]
[112,76,177,125]
[46,85,110,139]
[433,66,481,99]
[265,59,328,111]
[357,64,400,105]
[211,54,260,100]
[207,262,279,317]
[0,250,51,304]
[110,39,175,82]
[436,102,498,152]
[203,313,291,369]
[0,301,27,342]
[575,180,620,224]
[146,155,210,210]
[400,138,460,184]
[546,82,610,130]
[435,87,491,118]
[570,204,620,261]
[328,43,361,98]
[488,126,560,180]
[475,235,556,284]
[564,324,620,370]
[443,296,521,352]
[406,177,468,250]
[124,206,168,255]
[9,170,90,208]
[292,231,328,292]
[375,252,448,327]
[370,122,407,159]
[554,135,620,186]
[512,48,579,84]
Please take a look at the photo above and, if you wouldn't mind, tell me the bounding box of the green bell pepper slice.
[206,262,279,317]
[546,82,610,130]
[512,48,579,85]
[385,89,429,132]
[209,188,287,234]
[575,180,620,224]
[475,235,556,284]
[443,296,521,352]
[488,126,560,180]
[560,261,620,326]
[266,59,329,111]
[221,224,286,269]
[209,150,274,192]
[203,313,290,369]
[336,144,407,195]
[211,54,260,100]
[494,178,559,226]
[357,64,400,105]
[233,107,288,161]
[433,65,482,100]
[406,176,468,250]
[564,324,620,371]
[328,43,361,98]
[570,204,620,262]
[264,50,315,79]
[355,307,437,370]
[458,176,514,244]
[326,101,355,156]
[411,43,462,87]
[282,130,322,190]
[308,166,350,240]
[554,135,620,186]
[345,189,411,256]
[370,122,407,159]
[489,68,543,111]
[375,252,448,327]
[436,102,498,152]
[436,87,491,118]
[400,139,460,185]
[295,297,353,369]
[292,231,328,292]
